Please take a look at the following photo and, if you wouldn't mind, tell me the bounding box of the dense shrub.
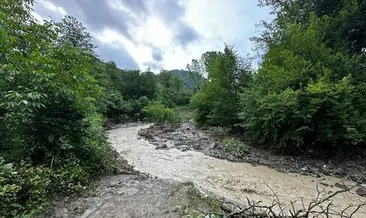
[238,5,366,154]
[156,70,192,107]
[239,88,304,151]
[143,101,180,124]
[0,158,51,217]
[220,138,249,158]
[123,96,150,120]
[0,1,110,216]
[190,88,214,124]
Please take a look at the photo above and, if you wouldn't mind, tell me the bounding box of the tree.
[191,46,252,126]
[157,70,189,107]
[239,0,366,154]
[54,15,96,55]
[119,70,157,100]
[257,0,366,55]
[0,1,110,215]
[187,59,204,92]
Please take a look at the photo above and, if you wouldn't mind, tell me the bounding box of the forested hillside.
[169,69,206,91]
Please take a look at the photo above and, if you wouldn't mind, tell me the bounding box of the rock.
[301,166,308,172]
[109,181,119,187]
[155,144,168,150]
[356,185,366,197]
[192,144,201,150]
[335,183,348,190]
[181,146,190,152]
[320,182,329,187]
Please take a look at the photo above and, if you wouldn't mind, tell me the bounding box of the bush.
[220,138,249,158]
[237,13,366,154]
[0,158,51,217]
[143,101,180,124]
[0,2,111,216]
[122,96,150,120]
[0,157,102,217]
[239,76,366,153]
[239,87,306,151]
[190,90,213,124]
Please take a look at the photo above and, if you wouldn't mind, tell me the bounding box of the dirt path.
[109,123,366,217]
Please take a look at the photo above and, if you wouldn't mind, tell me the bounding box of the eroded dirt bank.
[109,123,366,217]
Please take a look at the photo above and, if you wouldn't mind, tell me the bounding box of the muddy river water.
[108,124,366,217]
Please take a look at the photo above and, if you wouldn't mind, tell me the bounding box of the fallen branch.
[224,177,366,218]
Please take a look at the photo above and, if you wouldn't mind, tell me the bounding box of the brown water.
[108,124,366,217]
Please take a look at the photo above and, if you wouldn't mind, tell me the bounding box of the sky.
[32,0,272,72]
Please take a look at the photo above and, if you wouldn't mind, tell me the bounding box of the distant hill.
[168,69,206,90]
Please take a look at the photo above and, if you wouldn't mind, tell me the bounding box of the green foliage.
[54,15,95,55]
[191,46,252,127]
[190,88,213,124]
[0,158,100,217]
[239,0,366,154]
[0,1,192,216]
[176,106,195,121]
[124,96,150,120]
[0,158,51,217]
[143,101,180,124]
[169,69,206,91]
[90,61,128,121]
[118,70,158,101]
[220,138,249,158]
[157,70,192,107]
[0,1,112,216]
[240,87,307,151]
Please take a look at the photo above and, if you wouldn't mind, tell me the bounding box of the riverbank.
[47,173,224,218]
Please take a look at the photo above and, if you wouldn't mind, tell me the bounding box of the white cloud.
[41,0,67,16]
[182,0,270,56]
[133,16,173,46]
[33,0,272,72]
[95,28,157,70]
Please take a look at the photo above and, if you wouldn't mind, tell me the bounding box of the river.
[108,123,366,217]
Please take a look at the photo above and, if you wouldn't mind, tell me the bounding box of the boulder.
[155,144,168,150]
[356,185,366,197]
[335,183,347,190]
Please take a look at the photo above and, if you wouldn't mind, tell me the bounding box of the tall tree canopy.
[191,46,252,126]
[54,15,96,55]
